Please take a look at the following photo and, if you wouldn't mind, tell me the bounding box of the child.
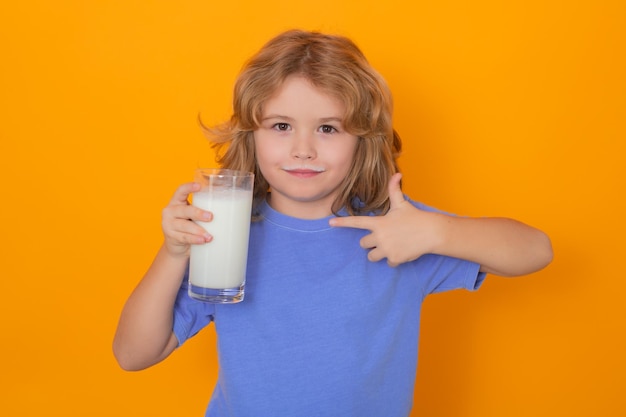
[113,30,553,417]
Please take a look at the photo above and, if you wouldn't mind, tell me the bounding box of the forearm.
[434,215,553,277]
[113,244,188,370]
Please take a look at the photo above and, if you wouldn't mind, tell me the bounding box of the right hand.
[161,182,213,257]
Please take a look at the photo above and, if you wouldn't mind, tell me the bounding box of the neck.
[266,194,334,219]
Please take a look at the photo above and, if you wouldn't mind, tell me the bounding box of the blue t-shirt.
[173,198,486,417]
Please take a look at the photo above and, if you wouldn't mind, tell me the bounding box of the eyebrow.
[261,114,294,122]
[261,115,344,123]
[319,117,344,123]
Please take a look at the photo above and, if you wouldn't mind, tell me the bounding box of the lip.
[283,168,325,179]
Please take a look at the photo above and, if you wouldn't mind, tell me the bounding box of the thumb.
[388,172,405,209]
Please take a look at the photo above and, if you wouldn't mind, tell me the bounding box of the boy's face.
[254,75,358,219]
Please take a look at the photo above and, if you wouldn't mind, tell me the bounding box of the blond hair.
[201,29,402,217]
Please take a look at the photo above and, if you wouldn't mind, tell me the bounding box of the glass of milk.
[188,168,254,303]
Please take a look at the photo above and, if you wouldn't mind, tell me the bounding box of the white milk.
[189,189,253,289]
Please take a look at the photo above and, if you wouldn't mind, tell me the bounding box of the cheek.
[333,141,358,170]
[253,135,271,163]
[253,137,282,175]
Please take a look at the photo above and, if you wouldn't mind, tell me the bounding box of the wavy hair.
[201,29,402,218]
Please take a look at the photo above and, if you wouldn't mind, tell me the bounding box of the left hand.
[329,173,442,267]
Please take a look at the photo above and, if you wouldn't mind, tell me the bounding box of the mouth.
[282,166,325,179]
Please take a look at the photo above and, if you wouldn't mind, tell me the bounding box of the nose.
[291,132,316,160]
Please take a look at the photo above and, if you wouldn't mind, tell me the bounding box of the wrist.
[429,212,455,256]
[162,241,192,260]
[157,244,191,276]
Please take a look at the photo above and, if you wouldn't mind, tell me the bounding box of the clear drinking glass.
[188,168,254,303]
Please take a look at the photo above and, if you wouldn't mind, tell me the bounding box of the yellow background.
[1,1,624,416]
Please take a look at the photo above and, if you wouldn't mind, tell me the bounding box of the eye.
[272,122,291,131]
[319,125,338,134]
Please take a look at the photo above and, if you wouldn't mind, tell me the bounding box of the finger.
[162,205,213,244]
[182,231,212,245]
[164,204,213,223]
[170,182,201,205]
[367,249,399,267]
[359,234,377,249]
[366,247,385,263]
[329,215,376,230]
[164,218,213,243]
[170,230,212,246]
[176,218,212,237]
[388,173,405,209]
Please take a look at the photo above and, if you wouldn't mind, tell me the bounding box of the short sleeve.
[414,253,487,296]
[172,270,215,346]
[406,197,487,296]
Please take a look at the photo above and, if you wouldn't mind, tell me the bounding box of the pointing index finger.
[329,215,375,231]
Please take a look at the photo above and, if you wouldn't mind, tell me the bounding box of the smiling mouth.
[283,166,325,178]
